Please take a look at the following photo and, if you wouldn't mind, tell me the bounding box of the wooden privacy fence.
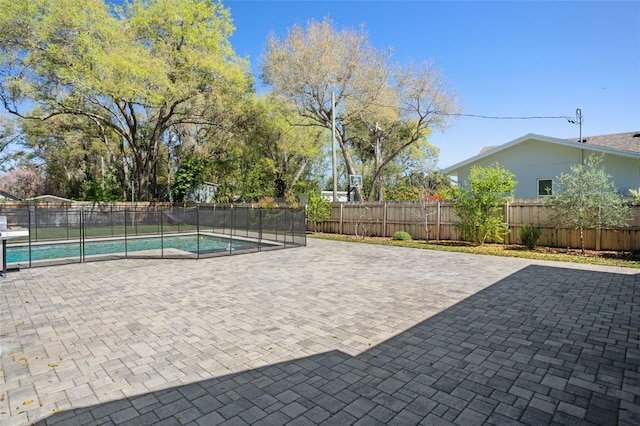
[307,199,640,251]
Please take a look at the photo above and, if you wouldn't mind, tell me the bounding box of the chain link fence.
[0,204,306,270]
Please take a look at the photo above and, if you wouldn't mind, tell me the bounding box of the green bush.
[307,192,331,224]
[392,231,412,241]
[520,224,542,250]
[445,163,517,245]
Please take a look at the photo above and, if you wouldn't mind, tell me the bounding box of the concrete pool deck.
[1,238,638,425]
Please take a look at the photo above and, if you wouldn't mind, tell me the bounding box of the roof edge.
[441,133,640,175]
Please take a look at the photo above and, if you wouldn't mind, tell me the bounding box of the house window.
[538,179,553,196]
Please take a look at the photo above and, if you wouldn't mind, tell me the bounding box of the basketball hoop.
[349,174,362,188]
[347,174,362,201]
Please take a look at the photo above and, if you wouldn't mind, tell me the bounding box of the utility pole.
[331,92,338,202]
[568,107,583,142]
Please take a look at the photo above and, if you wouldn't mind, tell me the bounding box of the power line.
[435,112,573,120]
[361,99,574,121]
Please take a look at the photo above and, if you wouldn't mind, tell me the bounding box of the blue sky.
[225,0,640,169]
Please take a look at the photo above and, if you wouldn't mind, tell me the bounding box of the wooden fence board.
[309,200,640,251]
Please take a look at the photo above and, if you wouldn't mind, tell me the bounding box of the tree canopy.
[0,0,250,200]
[0,7,459,203]
[260,17,459,201]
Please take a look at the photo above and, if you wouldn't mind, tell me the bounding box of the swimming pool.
[6,234,261,263]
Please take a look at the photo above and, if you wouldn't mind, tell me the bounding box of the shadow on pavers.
[38,265,640,425]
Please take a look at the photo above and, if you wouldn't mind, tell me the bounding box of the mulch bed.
[310,232,640,262]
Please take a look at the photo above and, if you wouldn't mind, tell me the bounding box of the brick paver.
[1,238,638,425]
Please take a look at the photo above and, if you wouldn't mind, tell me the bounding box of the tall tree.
[245,95,325,201]
[260,17,459,201]
[19,110,120,199]
[186,95,327,203]
[0,0,250,200]
[548,155,630,254]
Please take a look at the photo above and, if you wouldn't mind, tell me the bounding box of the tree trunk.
[291,159,308,189]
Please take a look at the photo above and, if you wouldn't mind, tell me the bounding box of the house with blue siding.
[441,132,640,198]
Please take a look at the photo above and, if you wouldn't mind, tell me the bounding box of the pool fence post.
[245,206,249,238]
[211,204,216,234]
[284,208,289,249]
[34,206,38,242]
[80,208,84,263]
[229,204,234,255]
[28,208,33,267]
[258,208,263,252]
[160,206,164,259]
[124,209,128,258]
[196,204,200,259]
[275,207,279,242]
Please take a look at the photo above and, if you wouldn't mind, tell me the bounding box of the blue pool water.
[6,234,259,263]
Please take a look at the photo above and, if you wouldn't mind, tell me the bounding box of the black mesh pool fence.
[0,204,306,270]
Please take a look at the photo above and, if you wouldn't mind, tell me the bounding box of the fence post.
[383,202,388,237]
[258,208,263,252]
[505,201,510,245]
[124,209,128,258]
[28,207,33,267]
[228,204,234,254]
[339,203,344,235]
[196,204,200,259]
[80,208,85,263]
[212,204,216,233]
[596,204,602,251]
[437,201,441,241]
[160,206,164,258]
[34,206,38,242]
[284,208,288,248]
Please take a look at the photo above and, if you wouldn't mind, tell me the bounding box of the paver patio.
[1,238,638,425]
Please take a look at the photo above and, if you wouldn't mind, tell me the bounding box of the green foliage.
[385,185,421,201]
[547,154,629,254]
[0,0,250,200]
[261,17,459,202]
[172,151,212,203]
[19,111,123,199]
[520,224,542,250]
[392,231,412,241]
[306,192,331,224]
[446,163,517,245]
[83,163,123,201]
